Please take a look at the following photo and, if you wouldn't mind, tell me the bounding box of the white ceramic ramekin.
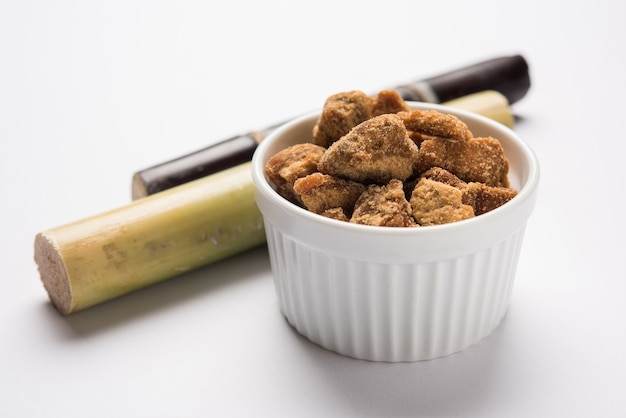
[251,102,539,362]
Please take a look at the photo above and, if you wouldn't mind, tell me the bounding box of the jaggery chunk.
[321,207,349,222]
[372,90,411,116]
[350,179,416,227]
[410,178,474,226]
[293,173,366,215]
[420,167,467,188]
[463,182,518,215]
[416,136,510,187]
[264,143,326,203]
[398,109,472,142]
[420,167,517,215]
[312,91,375,148]
[318,114,419,184]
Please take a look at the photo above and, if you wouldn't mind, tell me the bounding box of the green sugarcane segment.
[34,162,265,314]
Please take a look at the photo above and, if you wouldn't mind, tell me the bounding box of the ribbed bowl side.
[264,221,526,362]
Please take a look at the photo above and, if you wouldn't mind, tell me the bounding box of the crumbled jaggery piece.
[350,179,416,227]
[398,109,472,142]
[293,173,366,215]
[409,178,474,226]
[420,167,467,188]
[318,114,419,184]
[462,182,518,215]
[372,90,411,116]
[419,167,517,215]
[312,91,375,148]
[320,207,349,222]
[264,143,326,203]
[415,136,510,187]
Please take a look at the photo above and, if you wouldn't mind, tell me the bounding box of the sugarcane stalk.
[34,162,265,314]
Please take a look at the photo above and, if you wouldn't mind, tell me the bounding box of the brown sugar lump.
[415,136,511,187]
[419,167,468,188]
[410,178,475,226]
[312,90,375,148]
[264,143,326,203]
[398,109,473,143]
[293,172,366,215]
[350,179,416,227]
[317,114,419,184]
[372,90,411,116]
[420,167,517,215]
[462,182,518,215]
[320,207,350,222]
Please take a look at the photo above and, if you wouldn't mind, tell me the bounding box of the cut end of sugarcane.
[444,90,515,129]
[34,232,73,315]
[131,172,149,200]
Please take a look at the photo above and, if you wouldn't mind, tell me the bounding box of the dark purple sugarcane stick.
[131,55,530,199]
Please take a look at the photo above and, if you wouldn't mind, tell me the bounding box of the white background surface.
[2,1,625,417]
